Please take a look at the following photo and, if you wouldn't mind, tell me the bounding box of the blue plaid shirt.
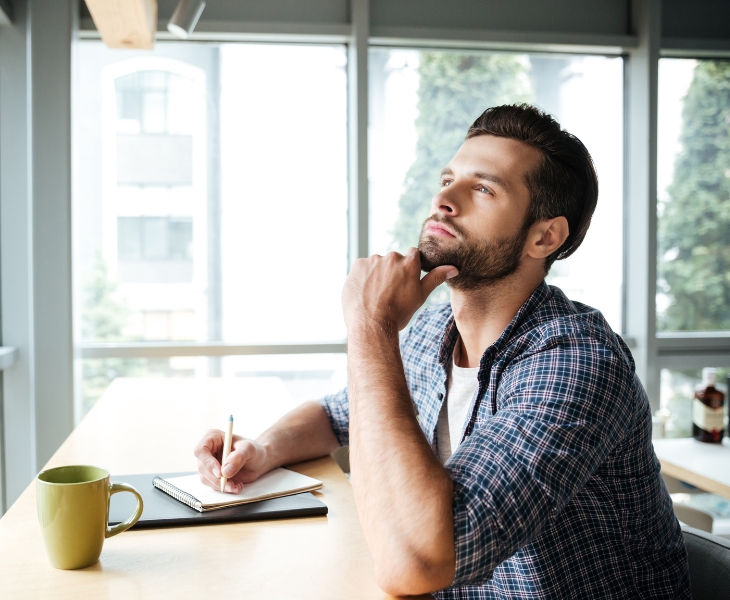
[320,282,691,598]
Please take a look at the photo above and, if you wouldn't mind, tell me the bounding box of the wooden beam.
[83,0,157,49]
[0,0,13,26]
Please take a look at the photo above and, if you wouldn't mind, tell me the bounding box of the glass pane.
[80,353,346,418]
[168,217,193,259]
[142,91,167,133]
[369,50,624,331]
[117,217,142,260]
[220,353,347,402]
[219,45,348,344]
[657,59,730,332]
[74,42,348,346]
[142,217,168,259]
[659,367,729,439]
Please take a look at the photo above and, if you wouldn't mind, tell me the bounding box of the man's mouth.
[424,222,457,238]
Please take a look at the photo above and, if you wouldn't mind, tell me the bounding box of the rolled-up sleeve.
[446,333,636,586]
[319,387,350,447]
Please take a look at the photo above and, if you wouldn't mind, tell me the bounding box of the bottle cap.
[701,367,716,387]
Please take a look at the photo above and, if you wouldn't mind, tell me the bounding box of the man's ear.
[525,216,570,259]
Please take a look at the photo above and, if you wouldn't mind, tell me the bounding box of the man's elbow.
[374,552,455,596]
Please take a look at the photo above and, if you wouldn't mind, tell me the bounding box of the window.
[657,59,730,332]
[74,41,348,414]
[118,216,193,262]
[653,58,730,438]
[9,0,725,522]
[368,50,624,330]
[220,354,347,400]
[76,41,628,420]
[660,368,729,438]
[116,70,194,135]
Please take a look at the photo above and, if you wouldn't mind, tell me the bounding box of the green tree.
[659,61,730,331]
[392,52,532,304]
[82,254,143,414]
[82,253,130,341]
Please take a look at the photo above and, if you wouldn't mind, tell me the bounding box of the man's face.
[418,134,543,290]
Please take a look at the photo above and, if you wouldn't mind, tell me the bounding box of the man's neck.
[450,275,542,368]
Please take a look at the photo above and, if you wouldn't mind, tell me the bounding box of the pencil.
[220,414,234,492]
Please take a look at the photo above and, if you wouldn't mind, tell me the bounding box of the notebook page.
[162,468,323,508]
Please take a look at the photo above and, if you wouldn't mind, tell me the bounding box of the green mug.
[36,465,144,570]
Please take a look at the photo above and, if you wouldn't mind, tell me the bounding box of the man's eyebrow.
[440,168,509,191]
[470,171,509,190]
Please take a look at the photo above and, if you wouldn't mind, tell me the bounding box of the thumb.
[222,440,255,477]
[420,265,459,297]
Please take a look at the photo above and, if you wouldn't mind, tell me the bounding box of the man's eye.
[478,185,491,194]
[441,180,453,187]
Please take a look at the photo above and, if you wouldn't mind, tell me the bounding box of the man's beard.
[418,214,529,291]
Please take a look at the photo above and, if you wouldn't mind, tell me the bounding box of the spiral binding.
[153,477,204,512]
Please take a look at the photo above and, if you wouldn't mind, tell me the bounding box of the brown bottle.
[692,368,725,444]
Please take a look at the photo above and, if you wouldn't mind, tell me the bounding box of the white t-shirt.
[437,342,480,464]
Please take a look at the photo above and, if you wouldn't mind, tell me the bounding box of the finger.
[405,247,419,259]
[193,430,224,478]
[200,450,222,479]
[420,265,459,297]
[199,468,241,494]
[198,458,243,493]
[221,439,257,478]
[193,429,224,458]
[225,480,242,494]
[199,468,222,491]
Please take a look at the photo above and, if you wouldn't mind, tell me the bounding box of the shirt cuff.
[449,469,500,587]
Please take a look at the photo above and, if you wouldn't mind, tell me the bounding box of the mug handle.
[106,482,144,538]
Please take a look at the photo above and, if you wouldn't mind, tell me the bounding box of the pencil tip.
[229,414,233,421]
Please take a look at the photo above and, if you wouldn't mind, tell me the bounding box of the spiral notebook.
[152,468,323,513]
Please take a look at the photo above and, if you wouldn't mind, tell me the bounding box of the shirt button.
[438,393,444,400]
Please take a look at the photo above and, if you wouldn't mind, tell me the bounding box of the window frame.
[77,0,730,418]
[75,2,730,419]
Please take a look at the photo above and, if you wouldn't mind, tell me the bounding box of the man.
[195,104,690,598]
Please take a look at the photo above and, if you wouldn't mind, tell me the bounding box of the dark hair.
[466,104,598,272]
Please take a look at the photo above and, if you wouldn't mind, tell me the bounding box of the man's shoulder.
[515,284,635,370]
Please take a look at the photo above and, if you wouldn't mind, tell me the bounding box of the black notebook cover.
[109,472,328,529]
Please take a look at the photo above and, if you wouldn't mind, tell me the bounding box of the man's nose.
[431,187,460,216]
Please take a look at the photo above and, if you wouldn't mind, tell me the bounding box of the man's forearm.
[348,323,455,595]
[257,401,340,471]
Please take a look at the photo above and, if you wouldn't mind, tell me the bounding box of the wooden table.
[653,437,730,499]
[0,378,402,599]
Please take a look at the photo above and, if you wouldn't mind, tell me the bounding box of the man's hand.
[192,402,340,496]
[194,430,271,494]
[342,248,458,332]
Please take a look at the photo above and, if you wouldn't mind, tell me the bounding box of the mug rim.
[37,465,110,486]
